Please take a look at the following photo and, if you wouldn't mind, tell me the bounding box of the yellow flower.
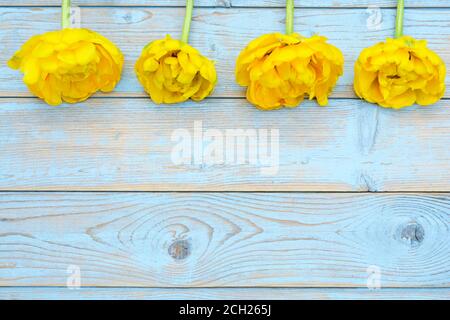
[8,28,123,106]
[135,35,217,104]
[236,33,344,110]
[354,36,446,109]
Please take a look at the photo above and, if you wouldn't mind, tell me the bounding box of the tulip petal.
[236,32,344,110]
[354,36,446,108]
[135,35,217,104]
[7,28,123,106]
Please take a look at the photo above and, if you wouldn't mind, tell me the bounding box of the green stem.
[395,0,405,38]
[286,0,294,34]
[181,0,194,43]
[62,0,71,28]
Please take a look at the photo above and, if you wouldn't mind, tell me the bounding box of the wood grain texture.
[0,192,448,287]
[3,1,450,8]
[1,287,449,300]
[1,1,449,300]
[1,7,449,98]
[0,98,449,191]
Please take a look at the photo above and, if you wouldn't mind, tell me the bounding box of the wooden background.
[0,0,449,300]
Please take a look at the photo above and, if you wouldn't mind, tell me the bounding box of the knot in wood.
[216,0,232,7]
[168,239,191,260]
[400,222,425,247]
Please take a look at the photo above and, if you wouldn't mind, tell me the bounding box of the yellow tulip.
[8,28,123,106]
[135,35,217,104]
[354,36,446,109]
[236,33,344,110]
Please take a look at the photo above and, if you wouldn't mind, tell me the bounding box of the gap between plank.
[0,190,449,194]
[1,286,448,289]
[0,96,449,101]
[1,6,450,9]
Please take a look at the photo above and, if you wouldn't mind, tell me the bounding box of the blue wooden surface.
[2,288,449,300]
[0,98,449,191]
[0,192,448,287]
[1,7,449,98]
[0,0,449,300]
[7,0,450,7]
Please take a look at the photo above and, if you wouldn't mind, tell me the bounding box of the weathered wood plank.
[0,98,449,191]
[1,7,449,98]
[0,192,448,287]
[1,287,449,300]
[3,1,450,8]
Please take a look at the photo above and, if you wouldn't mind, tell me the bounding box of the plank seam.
[0,286,450,291]
[0,97,449,101]
[1,6,450,9]
[0,191,449,194]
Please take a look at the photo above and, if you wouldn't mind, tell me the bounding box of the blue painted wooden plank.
[0,7,449,98]
[1,287,449,300]
[4,0,450,8]
[0,192,448,287]
[0,98,449,191]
